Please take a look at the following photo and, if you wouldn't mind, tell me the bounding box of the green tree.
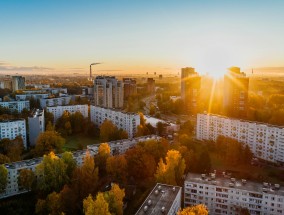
[45,111,54,128]
[0,164,8,193]
[18,169,35,191]
[61,151,77,180]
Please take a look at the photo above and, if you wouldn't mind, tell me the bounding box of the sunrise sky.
[0,0,284,76]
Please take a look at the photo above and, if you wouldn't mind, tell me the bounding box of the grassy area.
[63,135,100,151]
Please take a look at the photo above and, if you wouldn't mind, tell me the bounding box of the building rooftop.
[0,118,25,123]
[136,183,181,215]
[185,173,284,196]
[91,105,139,116]
[29,109,44,117]
[199,113,284,129]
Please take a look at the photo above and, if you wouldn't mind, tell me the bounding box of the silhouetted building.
[223,67,249,118]
[181,67,201,114]
[123,78,137,100]
[147,78,155,94]
[93,76,124,109]
[12,76,25,92]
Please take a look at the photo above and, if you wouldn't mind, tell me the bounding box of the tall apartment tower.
[93,76,124,109]
[123,78,137,100]
[223,67,249,118]
[12,76,25,92]
[181,67,201,114]
[147,78,155,94]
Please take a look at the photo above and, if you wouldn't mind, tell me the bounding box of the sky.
[0,0,284,77]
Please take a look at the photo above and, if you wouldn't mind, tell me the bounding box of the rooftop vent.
[155,190,159,195]
[212,181,217,185]
[211,173,216,179]
[172,187,176,192]
[275,184,280,189]
[229,183,234,187]
[147,200,152,206]
[161,206,166,213]
[262,188,268,193]
[231,178,236,183]
[263,182,268,187]
[158,185,162,190]
[201,174,206,180]
[241,179,247,185]
[144,205,148,212]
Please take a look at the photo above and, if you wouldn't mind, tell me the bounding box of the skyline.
[1,0,284,76]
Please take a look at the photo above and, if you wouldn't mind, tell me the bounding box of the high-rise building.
[28,109,45,146]
[12,76,25,92]
[181,67,201,114]
[223,67,249,118]
[0,119,27,148]
[147,78,155,94]
[93,76,123,109]
[123,78,137,100]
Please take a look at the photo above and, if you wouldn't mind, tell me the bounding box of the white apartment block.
[28,109,45,146]
[136,183,182,215]
[0,100,30,113]
[93,76,124,109]
[185,173,284,215]
[40,96,72,108]
[16,93,49,101]
[0,119,27,148]
[46,105,88,122]
[196,113,284,164]
[90,105,140,138]
[0,135,160,199]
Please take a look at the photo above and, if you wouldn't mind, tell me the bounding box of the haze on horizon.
[0,0,284,77]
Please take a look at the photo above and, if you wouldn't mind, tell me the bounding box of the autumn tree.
[61,151,77,180]
[140,139,169,163]
[35,152,68,194]
[70,111,84,134]
[44,111,54,128]
[104,184,125,215]
[83,193,111,215]
[95,143,111,177]
[197,150,211,174]
[100,120,128,142]
[35,191,63,215]
[0,164,8,193]
[18,169,35,191]
[34,130,65,156]
[106,155,128,184]
[0,154,10,164]
[155,150,185,185]
[178,204,208,215]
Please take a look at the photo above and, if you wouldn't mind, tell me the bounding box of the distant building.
[0,100,30,113]
[28,109,44,146]
[39,96,72,108]
[93,76,124,109]
[16,93,49,101]
[123,78,137,100]
[159,74,163,79]
[223,67,249,118]
[181,67,201,114]
[0,76,13,90]
[46,105,88,122]
[196,113,284,164]
[0,119,27,148]
[135,183,182,215]
[90,105,140,138]
[147,78,155,94]
[144,115,180,134]
[12,76,25,92]
[185,173,284,215]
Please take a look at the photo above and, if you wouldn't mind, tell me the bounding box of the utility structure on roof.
[89,62,102,81]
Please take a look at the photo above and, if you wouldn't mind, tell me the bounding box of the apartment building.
[16,93,49,101]
[12,76,25,92]
[0,119,27,148]
[90,105,140,138]
[39,96,72,108]
[196,113,284,164]
[0,135,160,199]
[0,100,30,113]
[46,105,88,122]
[28,109,45,146]
[123,78,137,100]
[93,76,124,109]
[184,173,284,215]
[136,183,182,215]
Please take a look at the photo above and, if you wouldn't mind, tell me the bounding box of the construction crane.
[89,63,102,81]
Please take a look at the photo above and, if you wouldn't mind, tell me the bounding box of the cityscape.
[0,1,284,215]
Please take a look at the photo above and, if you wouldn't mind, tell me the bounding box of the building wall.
[39,96,71,108]
[28,109,45,146]
[90,105,140,138]
[0,101,30,113]
[196,113,284,164]
[0,120,27,148]
[12,76,25,92]
[46,105,88,122]
[16,94,49,101]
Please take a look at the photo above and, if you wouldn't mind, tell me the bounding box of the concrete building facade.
[39,96,72,108]
[46,105,88,122]
[28,109,45,146]
[196,113,284,164]
[0,100,30,113]
[90,105,140,138]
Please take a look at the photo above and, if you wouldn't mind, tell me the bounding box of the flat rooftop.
[186,173,284,196]
[136,183,181,215]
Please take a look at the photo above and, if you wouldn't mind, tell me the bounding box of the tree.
[95,143,111,177]
[106,155,128,184]
[104,184,125,215]
[0,164,8,193]
[35,152,68,194]
[18,169,35,191]
[35,191,63,215]
[34,130,65,156]
[100,120,117,142]
[45,111,54,128]
[156,122,166,136]
[178,204,208,215]
[61,151,77,180]
[6,136,24,162]
[155,150,185,185]
[0,154,10,164]
[83,193,111,215]
[198,150,211,174]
